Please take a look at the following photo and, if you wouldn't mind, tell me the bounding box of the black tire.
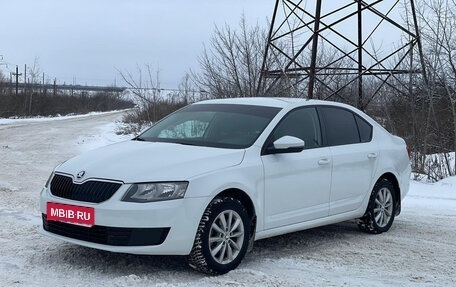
[188,197,251,275]
[358,179,397,234]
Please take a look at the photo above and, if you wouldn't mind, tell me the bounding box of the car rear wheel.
[358,179,397,234]
[188,197,250,275]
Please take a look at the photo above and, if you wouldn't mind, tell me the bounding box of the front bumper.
[39,186,208,255]
[42,214,170,246]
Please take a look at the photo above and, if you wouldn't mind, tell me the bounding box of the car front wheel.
[358,179,397,234]
[188,197,250,275]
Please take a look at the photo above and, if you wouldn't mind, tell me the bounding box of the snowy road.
[0,112,455,287]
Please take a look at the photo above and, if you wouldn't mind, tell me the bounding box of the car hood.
[56,141,245,183]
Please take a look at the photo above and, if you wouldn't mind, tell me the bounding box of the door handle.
[367,153,378,159]
[318,158,330,165]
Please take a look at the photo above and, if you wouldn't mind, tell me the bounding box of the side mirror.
[267,136,305,154]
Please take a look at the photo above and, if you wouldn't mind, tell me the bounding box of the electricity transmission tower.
[257,0,426,110]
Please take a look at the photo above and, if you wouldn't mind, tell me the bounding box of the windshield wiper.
[132,136,145,141]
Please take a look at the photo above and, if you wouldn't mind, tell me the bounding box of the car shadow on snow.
[36,220,397,277]
[249,220,363,257]
[38,245,194,277]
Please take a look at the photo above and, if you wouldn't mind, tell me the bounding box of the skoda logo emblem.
[76,170,86,179]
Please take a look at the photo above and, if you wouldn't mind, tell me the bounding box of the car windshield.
[138,103,281,149]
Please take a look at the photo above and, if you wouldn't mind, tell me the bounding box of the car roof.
[195,97,353,110]
[193,97,389,136]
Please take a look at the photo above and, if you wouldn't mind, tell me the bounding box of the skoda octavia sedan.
[40,98,411,274]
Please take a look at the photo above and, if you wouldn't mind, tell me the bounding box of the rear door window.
[319,106,360,146]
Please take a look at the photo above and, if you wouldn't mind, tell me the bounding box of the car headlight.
[122,182,188,202]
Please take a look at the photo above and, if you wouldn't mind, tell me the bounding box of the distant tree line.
[0,72,134,118]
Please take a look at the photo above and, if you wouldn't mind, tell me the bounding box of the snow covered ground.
[0,111,455,287]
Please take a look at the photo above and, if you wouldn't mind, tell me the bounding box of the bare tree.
[24,57,42,115]
[384,0,456,180]
[192,15,269,98]
[117,65,188,135]
[118,64,161,123]
[177,73,198,104]
[415,0,456,177]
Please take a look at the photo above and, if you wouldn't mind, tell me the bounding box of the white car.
[40,98,411,274]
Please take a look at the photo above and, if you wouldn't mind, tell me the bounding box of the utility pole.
[0,55,6,69]
[0,55,7,69]
[0,55,7,89]
[24,64,27,113]
[12,65,22,95]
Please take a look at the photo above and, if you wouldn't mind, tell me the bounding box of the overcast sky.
[0,0,272,88]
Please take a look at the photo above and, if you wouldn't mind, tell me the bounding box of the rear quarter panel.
[374,131,411,200]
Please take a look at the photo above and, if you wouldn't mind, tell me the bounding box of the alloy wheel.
[209,210,245,264]
[373,187,394,228]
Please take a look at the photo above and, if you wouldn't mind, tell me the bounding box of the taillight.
[406,146,411,159]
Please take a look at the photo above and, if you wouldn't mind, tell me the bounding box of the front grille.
[50,174,121,203]
[42,214,170,246]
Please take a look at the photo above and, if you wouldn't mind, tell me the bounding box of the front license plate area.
[47,202,95,227]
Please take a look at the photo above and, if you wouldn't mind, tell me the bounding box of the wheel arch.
[214,188,257,249]
[376,172,402,216]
